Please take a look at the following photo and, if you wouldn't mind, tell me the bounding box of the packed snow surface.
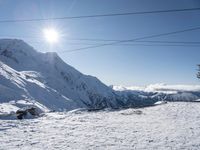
[1,102,200,150]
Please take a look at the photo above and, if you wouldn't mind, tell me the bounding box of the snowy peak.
[0,39,200,112]
[0,39,118,110]
[0,39,37,59]
[0,39,41,71]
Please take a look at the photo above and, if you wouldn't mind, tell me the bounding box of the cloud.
[113,83,200,94]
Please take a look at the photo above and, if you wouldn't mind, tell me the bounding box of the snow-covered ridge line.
[0,39,118,111]
[0,39,200,113]
[113,84,200,93]
[113,84,200,104]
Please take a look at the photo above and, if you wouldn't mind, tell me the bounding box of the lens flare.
[43,28,59,43]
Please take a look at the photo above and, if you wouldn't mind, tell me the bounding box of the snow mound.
[0,100,47,120]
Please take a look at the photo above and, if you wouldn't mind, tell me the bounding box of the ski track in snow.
[1,102,200,150]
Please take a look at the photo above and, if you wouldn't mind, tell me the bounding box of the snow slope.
[0,39,200,112]
[0,39,118,111]
[1,102,200,149]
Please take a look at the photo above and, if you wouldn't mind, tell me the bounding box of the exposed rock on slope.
[0,39,118,111]
[0,39,199,112]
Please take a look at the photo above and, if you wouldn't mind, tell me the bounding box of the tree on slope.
[198,65,200,79]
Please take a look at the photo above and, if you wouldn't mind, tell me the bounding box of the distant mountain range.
[0,39,199,112]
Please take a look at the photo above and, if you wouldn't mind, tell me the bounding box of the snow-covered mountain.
[0,39,119,111]
[113,84,200,103]
[0,39,200,112]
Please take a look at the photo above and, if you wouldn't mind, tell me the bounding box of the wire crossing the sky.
[0,7,200,23]
[0,35,200,45]
[65,39,200,44]
[59,26,200,53]
[1,34,200,45]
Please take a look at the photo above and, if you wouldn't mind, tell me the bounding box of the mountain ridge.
[0,39,118,111]
[0,39,200,112]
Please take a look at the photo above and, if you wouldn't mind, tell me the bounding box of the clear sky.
[0,0,200,86]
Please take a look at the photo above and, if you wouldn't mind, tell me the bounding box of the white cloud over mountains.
[113,83,200,94]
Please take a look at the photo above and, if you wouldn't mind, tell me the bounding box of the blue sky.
[0,0,200,86]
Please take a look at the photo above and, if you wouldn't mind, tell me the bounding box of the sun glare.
[43,28,59,43]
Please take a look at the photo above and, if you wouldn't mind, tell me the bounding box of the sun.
[43,28,59,43]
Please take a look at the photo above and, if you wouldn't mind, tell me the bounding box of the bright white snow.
[1,39,200,111]
[0,39,118,110]
[1,39,200,149]
[1,102,200,150]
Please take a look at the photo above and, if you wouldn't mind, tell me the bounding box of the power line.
[54,42,200,46]
[0,7,200,23]
[1,35,200,45]
[3,38,200,47]
[22,40,200,47]
[64,39,200,45]
[88,43,200,47]
[59,26,200,53]
[59,43,200,47]
[1,35,200,44]
[134,40,200,44]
